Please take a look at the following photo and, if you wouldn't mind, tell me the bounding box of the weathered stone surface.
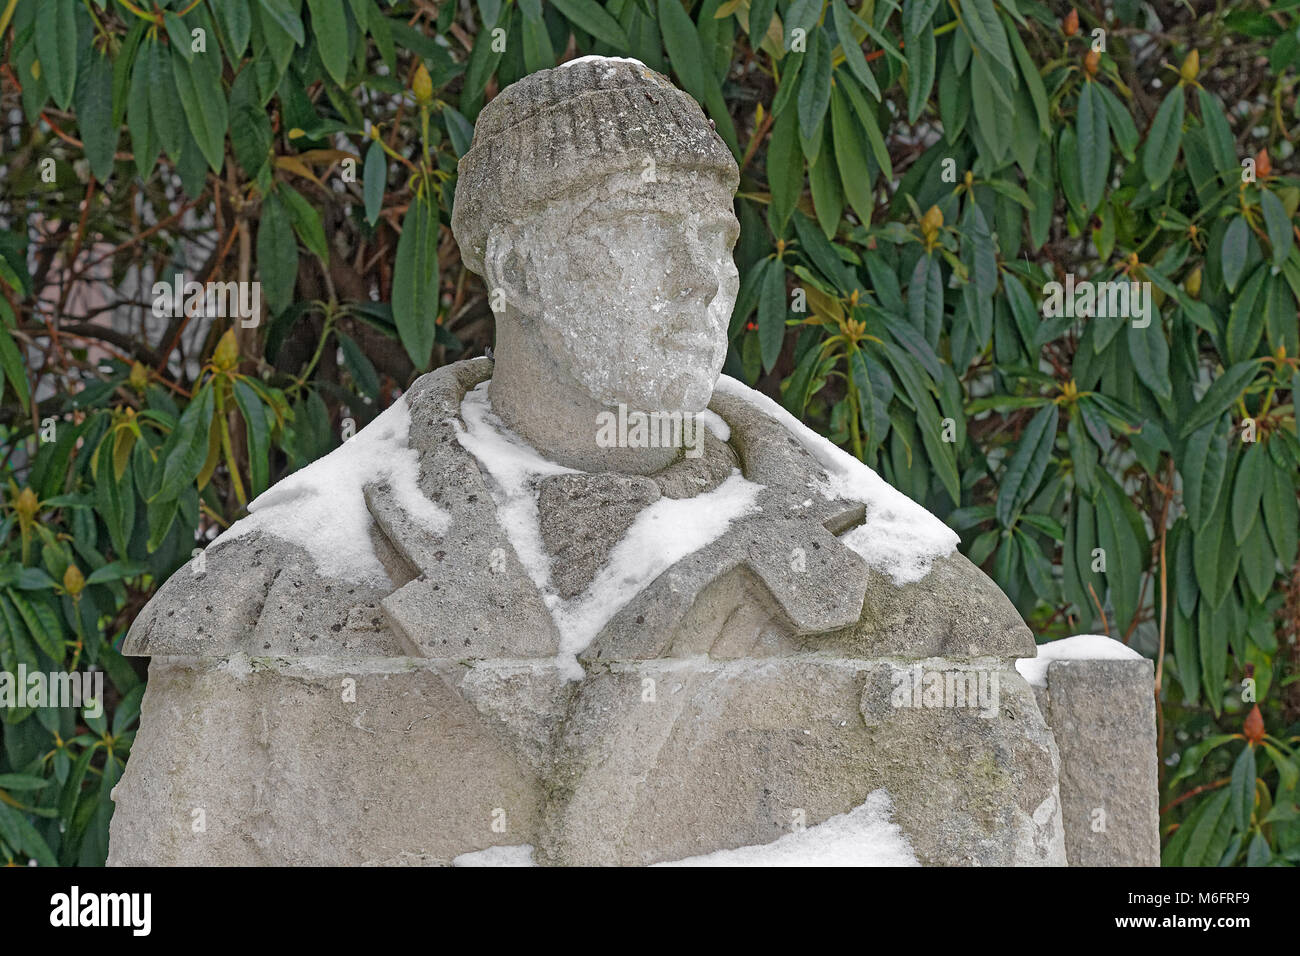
[1036,658,1160,866]
[123,532,409,658]
[110,653,1065,866]
[108,657,545,866]
[538,473,662,598]
[543,656,1064,866]
[372,362,563,659]
[806,551,1038,661]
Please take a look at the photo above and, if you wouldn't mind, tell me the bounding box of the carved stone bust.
[107,58,1157,867]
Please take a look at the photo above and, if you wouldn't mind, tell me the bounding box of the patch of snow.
[218,653,253,680]
[655,790,918,867]
[455,384,762,678]
[452,845,536,867]
[218,397,447,585]
[697,408,730,442]
[1015,633,1145,688]
[454,383,577,591]
[713,376,957,584]
[560,54,647,71]
[444,793,917,867]
[1033,792,1059,827]
[553,472,761,660]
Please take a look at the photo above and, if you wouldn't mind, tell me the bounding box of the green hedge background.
[0,0,1298,866]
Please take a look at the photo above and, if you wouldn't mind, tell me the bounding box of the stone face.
[106,57,1155,867]
[1035,658,1160,866]
[454,59,741,421]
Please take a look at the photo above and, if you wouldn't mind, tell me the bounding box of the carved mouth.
[665,331,716,355]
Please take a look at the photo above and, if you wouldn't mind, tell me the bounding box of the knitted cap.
[451,56,739,276]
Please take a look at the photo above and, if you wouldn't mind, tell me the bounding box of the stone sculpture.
[107,57,1157,866]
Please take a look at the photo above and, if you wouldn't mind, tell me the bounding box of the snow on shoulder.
[713,375,957,585]
[1015,634,1146,688]
[217,396,449,586]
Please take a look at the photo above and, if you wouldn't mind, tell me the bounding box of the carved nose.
[671,245,721,305]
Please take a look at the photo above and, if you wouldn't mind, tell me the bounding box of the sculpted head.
[452,57,740,414]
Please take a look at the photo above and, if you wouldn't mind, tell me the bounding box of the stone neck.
[486,318,682,475]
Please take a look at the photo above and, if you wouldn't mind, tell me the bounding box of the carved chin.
[574,363,715,414]
[630,364,718,413]
[667,370,716,413]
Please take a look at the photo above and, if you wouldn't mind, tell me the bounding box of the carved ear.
[483,232,541,317]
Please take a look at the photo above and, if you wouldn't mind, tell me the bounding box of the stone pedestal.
[1030,658,1160,866]
[109,652,1068,866]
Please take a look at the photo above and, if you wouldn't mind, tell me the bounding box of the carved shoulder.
[122,530,410,658]
[122,531,280,657]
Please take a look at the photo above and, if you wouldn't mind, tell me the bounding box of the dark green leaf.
[757,258,787,373]
[1076,81,1110,212]
[748,0,778,44]
[1260,189,1294,269]
[171,42,229,172]
[164,12,195,63]
[1226,264,1267,363]
[1098,83,1138,161]
[36,0,78,109]
[904,20,937,123]
[766,106,802,235]
[1179,361,1258,438]
[1127,319,1171,401]
[258,0,307,45]
[443,106,475,158]
[392,191,441,369]
[257,190,298,315]
[74,46,115,182]
[1229,745,1257,832]
[903,0,943,39]
[840,72,892,183]
[962,0,1014,72]
[996,403,1058,527]
[1143,88,1184,188]
[364,141,386,227]
[1182,420,1228,531]
[830,84,874,226]
[229,65,272,177]
[797,28,832,141]
[1262,457,1299,569]
[1197,88,1236,178]
[1220,216,1250,293]
[155,384,215,503]
[233,380,271,497]
[306,0,350,85]
[551,0,630,48]
[279,185,330,263]
[834,0,880,101]
[908,252,943,338]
